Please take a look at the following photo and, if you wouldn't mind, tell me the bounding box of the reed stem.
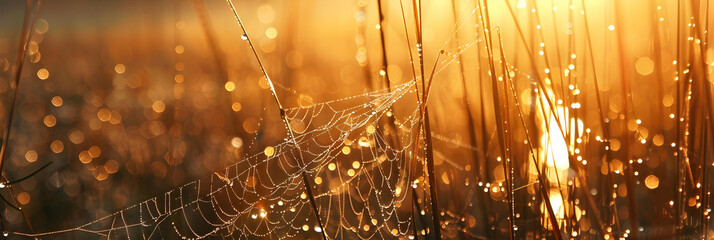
[0,0,41,235]
[225,1,327,239]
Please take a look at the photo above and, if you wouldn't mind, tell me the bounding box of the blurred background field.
[0,0,712,239]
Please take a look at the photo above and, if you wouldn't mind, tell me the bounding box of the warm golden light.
[0,0,710,239]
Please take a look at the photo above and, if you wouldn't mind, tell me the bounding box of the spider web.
[15,0,705,238]
[8,81,435,239]
[6,1,490,239]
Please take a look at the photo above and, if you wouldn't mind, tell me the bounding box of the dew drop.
[241,34,248,40]
[264,146,275,157]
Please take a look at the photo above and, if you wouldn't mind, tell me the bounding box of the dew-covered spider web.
[6,0,673,238]
[10,79,454,239]
[2,1,499,238]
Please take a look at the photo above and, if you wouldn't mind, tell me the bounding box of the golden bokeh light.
[645,175,660,189]
[264,146,275,157]
[24,150,38,163]
[17,192,30,205]
[0,0,710,239]
[43,114,56,127]
[50,140,64,153]
[114,64,125,74]
[37,68,49,80]
[50,96,63,107]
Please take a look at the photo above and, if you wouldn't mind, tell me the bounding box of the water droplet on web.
[241,34,248,40]
[358,137,370,147]
[264,146,275,157]
[366,125,375,134]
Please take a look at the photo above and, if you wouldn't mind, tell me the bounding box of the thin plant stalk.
[376,0,390,88]
[395,0,430,237]
[476,1,516,238]
[191,0,247,146]
[694,1,713,234]
[416,50,444,239]
[449,0,491,237]
[503,43,564,240]
[405,0,442,237]
[0,0,41,235]
[580,0,618,235]
[191,0,229,82]
[0,0,38,174]
[501,0,571,144]
[495,26,567,240]
[546,0,569,112]
[471,3,495,236]
[674,0,683,231]
[495,27,517,239]
[224,1,327,239]
[613,2,640,238]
